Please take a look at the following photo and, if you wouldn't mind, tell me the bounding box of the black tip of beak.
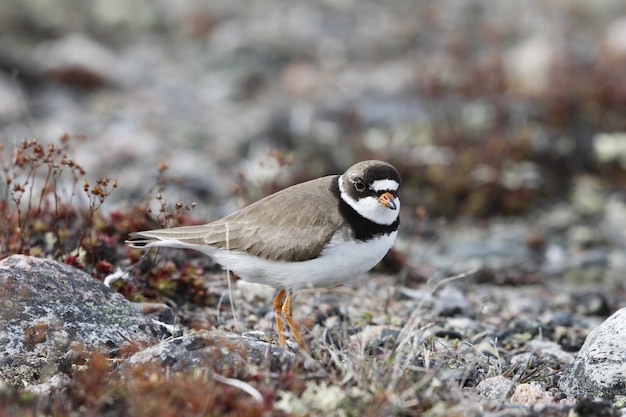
[378,191,397,210]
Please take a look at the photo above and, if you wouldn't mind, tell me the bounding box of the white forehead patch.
[370,179,399,192]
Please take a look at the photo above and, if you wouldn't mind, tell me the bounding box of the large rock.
[0,255,166,386]
[559,308,626,400]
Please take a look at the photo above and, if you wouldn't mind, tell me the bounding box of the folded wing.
[127,176,343,262]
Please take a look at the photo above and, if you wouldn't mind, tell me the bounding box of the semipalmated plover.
[127,160,401,347]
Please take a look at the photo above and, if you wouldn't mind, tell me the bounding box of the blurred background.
[2,0,626,282]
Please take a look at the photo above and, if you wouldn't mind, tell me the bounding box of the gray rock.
[0,255,165,386]
[559,308,626,400]
[117,330,295,377]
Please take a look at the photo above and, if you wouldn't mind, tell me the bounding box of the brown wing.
[129,176,345,262]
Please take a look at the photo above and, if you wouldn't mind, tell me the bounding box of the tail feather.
[126,227,210,248]
[126,233,159,248]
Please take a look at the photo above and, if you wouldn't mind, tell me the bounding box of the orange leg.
[272,289,287,347]
[281,290,304,347]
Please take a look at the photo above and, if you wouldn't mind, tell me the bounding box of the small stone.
[236,280,275,303]
[510,382,555,405]
[527,340,575,365]
[432,284,474,317]
[476,375,516,401]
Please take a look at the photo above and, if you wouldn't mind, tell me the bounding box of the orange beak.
[378,192,396,210]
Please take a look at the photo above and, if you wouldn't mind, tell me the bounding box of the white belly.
[209,232,397,290]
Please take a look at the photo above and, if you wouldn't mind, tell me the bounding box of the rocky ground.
[2,1,626,416]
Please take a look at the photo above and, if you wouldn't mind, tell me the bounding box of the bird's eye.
[354,178,366,191]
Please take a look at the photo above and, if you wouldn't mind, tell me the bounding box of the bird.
[127,160,401,348]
